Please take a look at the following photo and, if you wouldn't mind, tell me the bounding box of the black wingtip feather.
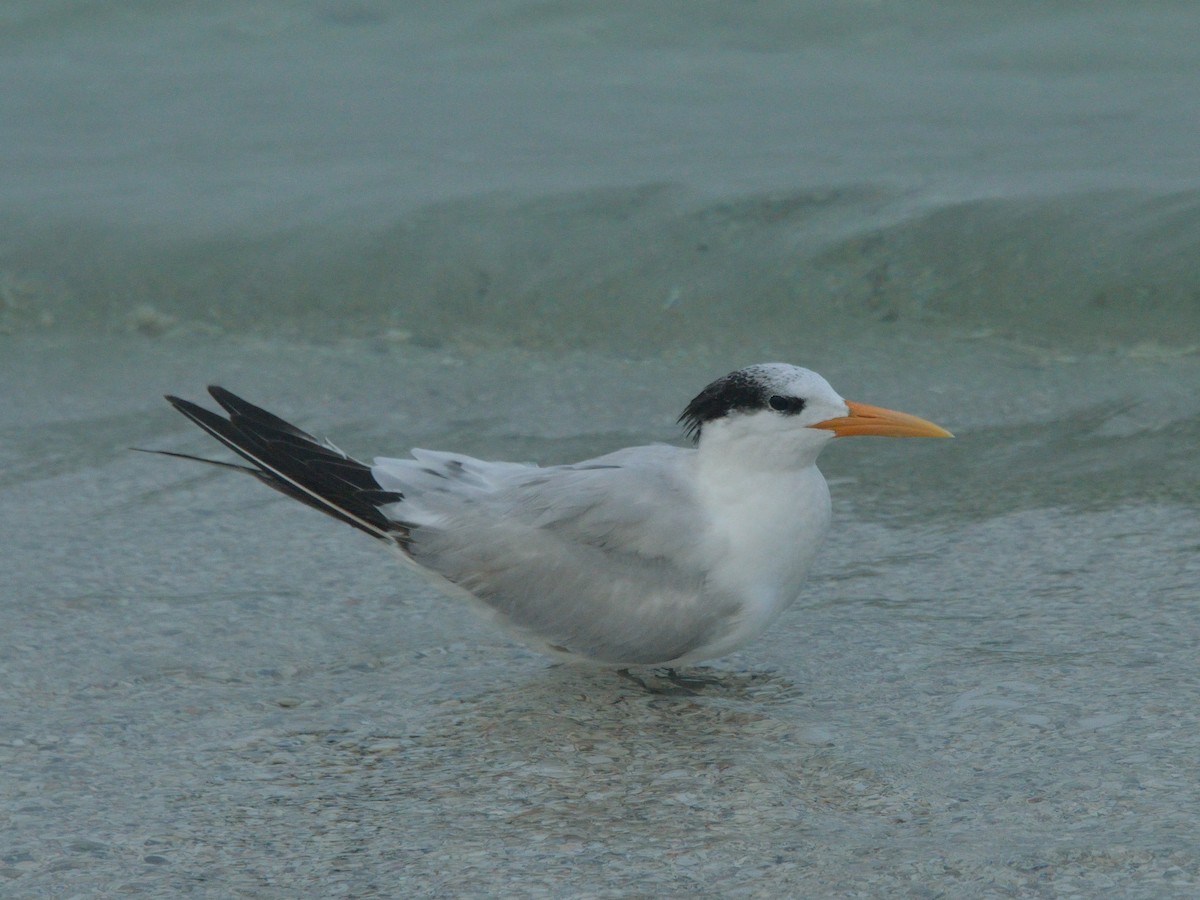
[132,446,252,472]
[159,387,410,545]
[206,386,321,443]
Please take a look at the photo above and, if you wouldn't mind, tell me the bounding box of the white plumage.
[158,364,950,668]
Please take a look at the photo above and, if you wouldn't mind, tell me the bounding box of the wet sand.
[3,328,1199,896]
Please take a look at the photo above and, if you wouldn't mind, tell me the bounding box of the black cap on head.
[679,368,772,442]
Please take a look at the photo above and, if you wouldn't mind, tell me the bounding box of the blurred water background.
[3,1,1200,896]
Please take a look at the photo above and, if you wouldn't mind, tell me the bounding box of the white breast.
[681,462,832,662]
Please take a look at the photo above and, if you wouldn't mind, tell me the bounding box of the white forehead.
[743,363,842,403]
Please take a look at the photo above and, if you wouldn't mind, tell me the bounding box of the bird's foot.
[660,666,724,689]
[616,666,722,695]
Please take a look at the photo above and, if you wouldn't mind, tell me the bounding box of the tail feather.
[159,387,409,544]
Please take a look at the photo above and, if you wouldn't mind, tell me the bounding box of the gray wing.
[372,446,740,664]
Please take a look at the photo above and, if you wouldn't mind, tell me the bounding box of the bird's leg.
[661,666,724,689]
[617,668,698,696]
[616,667,648,690]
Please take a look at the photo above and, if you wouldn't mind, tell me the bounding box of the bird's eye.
[768,395,805,414]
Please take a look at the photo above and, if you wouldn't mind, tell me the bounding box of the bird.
[153,364,951,669]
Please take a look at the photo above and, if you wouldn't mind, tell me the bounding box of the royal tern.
[155,364,950,667]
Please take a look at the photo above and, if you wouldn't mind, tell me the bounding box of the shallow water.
[4,331,1199,896]
[4,1,1200,896]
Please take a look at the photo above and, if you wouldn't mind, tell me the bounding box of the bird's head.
[679,363,951,466]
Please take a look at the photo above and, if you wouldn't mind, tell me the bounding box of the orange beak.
[811,400,953,438]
